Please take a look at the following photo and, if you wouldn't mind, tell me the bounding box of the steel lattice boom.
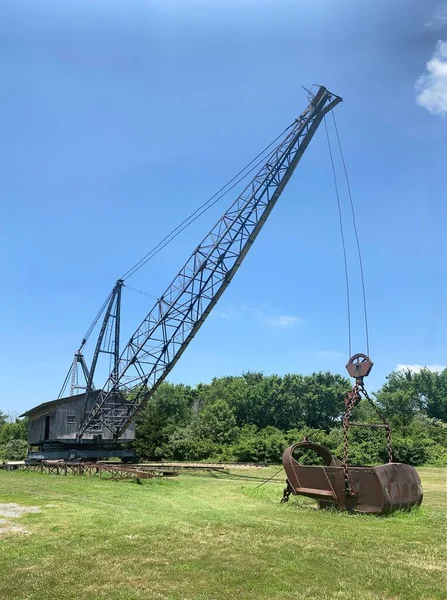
[79,86,342,439]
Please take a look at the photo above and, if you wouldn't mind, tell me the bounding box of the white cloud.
[397,364,446,374]
[425,3,447,29]
[318,350,344,359]
[215,305,302,329]
[415,40,447,115]
[264,315,302,328]
[216,309,237,320]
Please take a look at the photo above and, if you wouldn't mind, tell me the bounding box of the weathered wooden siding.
[28,413,47,445]
[27,393,135,444]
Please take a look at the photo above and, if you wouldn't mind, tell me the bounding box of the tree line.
[1,368,446,466]
[134,369,447,466]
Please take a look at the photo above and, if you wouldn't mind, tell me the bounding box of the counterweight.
[79,86,342,439]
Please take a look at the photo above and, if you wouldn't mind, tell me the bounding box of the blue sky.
[1,0,446,416]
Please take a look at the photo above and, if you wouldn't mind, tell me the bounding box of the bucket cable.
[120,123,296,281]
[324,115,352,358]
[331,111,370,356]
[255,467,285,489]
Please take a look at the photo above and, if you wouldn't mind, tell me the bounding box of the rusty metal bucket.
[282,441,423,515]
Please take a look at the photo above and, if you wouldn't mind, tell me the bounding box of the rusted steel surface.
[345,353,373,381]
[282,440,423,514]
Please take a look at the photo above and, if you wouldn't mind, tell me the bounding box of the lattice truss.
[79,86,341,438]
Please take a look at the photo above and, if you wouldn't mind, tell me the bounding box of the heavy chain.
[342,385,360,496]
[342,382,394,496]
[341,353,396,500]
[360,384,393,463]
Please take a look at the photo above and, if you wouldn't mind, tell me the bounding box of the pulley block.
[346,353,373,380]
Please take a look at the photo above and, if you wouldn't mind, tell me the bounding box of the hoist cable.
[57,362,73,399]
[124,284,159,300]
[331,111,370,356]
[62,124,296,392]
[81,291,113,347]
[58,297,111,398]
[65,120,299,377]
[324,115,352,358]
[120,122,296,281]
[121,125,294,280]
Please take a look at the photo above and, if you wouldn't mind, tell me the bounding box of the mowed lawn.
[0,467,446,600]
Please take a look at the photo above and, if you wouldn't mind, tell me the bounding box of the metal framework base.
[8,461,177,480]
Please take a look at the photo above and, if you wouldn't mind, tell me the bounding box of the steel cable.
[120,122,296,280]
[124,284,159,300]
[61,126,296,377]
[255,467,284,489]
[73,123,298,354]
[81,291,113,347]
[324,115,352,358]
[331,111,370,356]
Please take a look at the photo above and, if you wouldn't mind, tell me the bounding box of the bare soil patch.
[0,503,40,518]
[0,503,40,536]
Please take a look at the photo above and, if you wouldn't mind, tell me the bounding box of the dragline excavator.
[23,85,341,461]
[22,85,422,514]
[79,85,341,442]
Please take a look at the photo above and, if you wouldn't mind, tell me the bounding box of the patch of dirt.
[0,503,40,537]
[0,520,29,535]
[0,503,40,518]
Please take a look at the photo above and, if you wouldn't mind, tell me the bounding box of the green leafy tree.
[194,399,238,445]
[168,425,217,461]
[376,368,447,424]
[196,373,269,428]
[414,368,447,421]
[283,372,349,430]
[197,371,349,431]
[168,400,239,461]
[135,382,195,459]
[0,418,27,444]
[0,416,28,461]
[231,425,287,462]
[0,439,28,461]
[0,411,8,428]
[375,370,420,424]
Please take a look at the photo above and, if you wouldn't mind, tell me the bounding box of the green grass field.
[0,466,446,600]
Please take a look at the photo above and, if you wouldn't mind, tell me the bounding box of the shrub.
[425,443,447,467]
[232,426,287,463]
[384,437,427,466]
[0,439,28,461]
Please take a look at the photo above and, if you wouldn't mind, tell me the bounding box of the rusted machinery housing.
[282,441,423,515]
